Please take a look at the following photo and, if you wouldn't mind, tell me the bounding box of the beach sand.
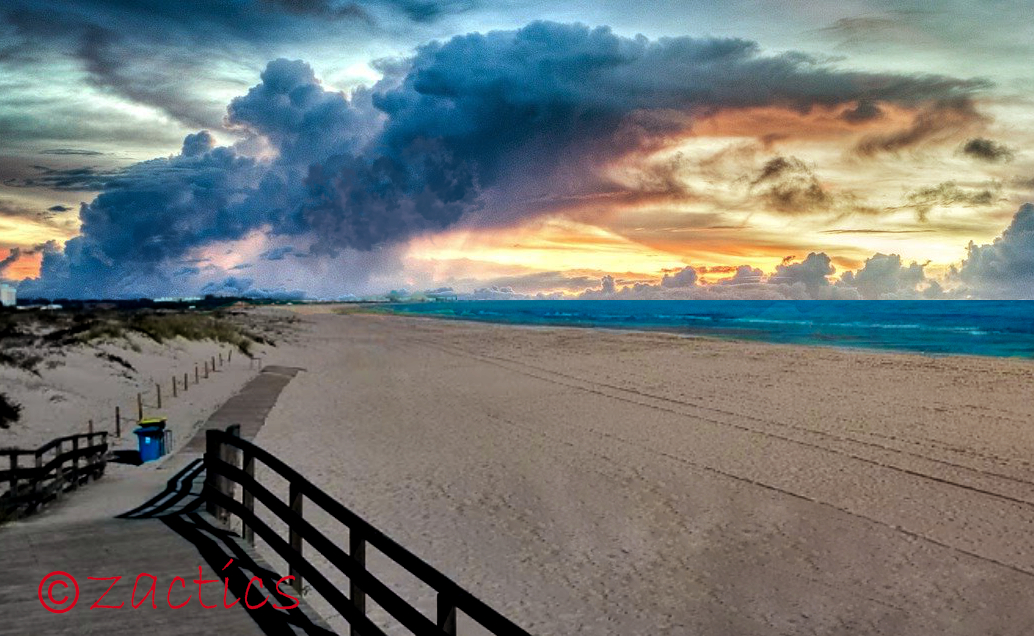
[250,310,1034,635]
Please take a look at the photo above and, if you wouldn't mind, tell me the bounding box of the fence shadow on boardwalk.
[205,426,534,636]
[117,456,336,635]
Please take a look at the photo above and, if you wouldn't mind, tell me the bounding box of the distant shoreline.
[352,299,1034,361]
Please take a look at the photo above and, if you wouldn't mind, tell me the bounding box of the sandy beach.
[245,309,1034,635]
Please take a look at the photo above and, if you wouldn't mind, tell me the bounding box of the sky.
[1,0,1033,300]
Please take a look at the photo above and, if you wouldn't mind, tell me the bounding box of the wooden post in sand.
[156,383,162,409]
[115,406,121,437]
[172,376,177,398]
[204,361,209,379]
[211,355,216,371]
[184,372,189,392]
[219,352,223,367]
[195,364,199,384]
[137,393,143,421]
[88,419,93,435]
[228,350,232,363]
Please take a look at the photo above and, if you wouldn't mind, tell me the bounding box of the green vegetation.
[0,350,42,375]
[0,393,21,429]
[1,308,269,366]
[123,313,261,353]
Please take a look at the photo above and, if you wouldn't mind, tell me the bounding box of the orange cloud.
[688,103,917,143]
[0,249,42,280]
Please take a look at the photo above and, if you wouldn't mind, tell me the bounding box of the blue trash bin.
[134,426,166,462]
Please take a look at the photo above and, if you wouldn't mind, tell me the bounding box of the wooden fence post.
[137,392,143,421]
[212,355,216,372]
[88,419,93,435]
[242,446,254,545]
[204,361,209,379]
[219,352,223,366]
[184,372,189,392]
[71,437,80,491]
[196,364,200,384]
[32,451,42,508]
[156,383,162,409]
[115,406,121,438]
[172,376,177,398]
[8,453,18,519]
[98,432,108,479]
[350,530,367,636]
[54,441,65,500]
[228,350,232,363]
[204,429,221,520]
[289,482,304,592]
[222,425,241,525]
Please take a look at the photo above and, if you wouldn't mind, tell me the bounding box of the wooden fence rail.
[0,432,108,521]
[204,428,532,636]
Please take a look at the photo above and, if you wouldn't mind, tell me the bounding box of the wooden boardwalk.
[0,366,329,636]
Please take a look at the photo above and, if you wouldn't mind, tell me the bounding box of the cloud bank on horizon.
[2,7,1034,299]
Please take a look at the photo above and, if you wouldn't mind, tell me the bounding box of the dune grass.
[0,393,21,429]
[2,308,265,362]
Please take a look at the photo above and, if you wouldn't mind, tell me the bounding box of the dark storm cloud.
[840,99,884,123]
[226,59,376,164]
[855,98,986,156]
[0,0,467,129]
[180,131,216,158]
[902,180,1002,222]
[261,0,369,20]
[47,205,71,212]
[749,156,833,214]
[22,22,996,297]
[259,246,295,260]
[4,165,122,191]
[40,148,105,156]
[960,137,1014,163]
[374,22,988,214]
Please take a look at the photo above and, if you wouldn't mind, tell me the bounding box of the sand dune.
[0,311,289,453]
[250,311,1034,635]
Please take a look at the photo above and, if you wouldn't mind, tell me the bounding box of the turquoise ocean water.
[381,300,1034,359]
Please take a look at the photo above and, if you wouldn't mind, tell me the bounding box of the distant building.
[154,296,203,303]
[0,283,16,307]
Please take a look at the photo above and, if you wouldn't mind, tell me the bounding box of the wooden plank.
[204,429,221,520]
[242,449,255,545]
[289,482,303,592]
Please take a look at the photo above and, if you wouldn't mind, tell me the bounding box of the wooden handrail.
[1,432,108,521]
[204,429,533,636]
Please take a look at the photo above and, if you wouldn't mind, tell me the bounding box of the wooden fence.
[0,432,109,521]
[204,427,532,636]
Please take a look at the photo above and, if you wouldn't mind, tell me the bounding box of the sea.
[380,300,1034,359]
